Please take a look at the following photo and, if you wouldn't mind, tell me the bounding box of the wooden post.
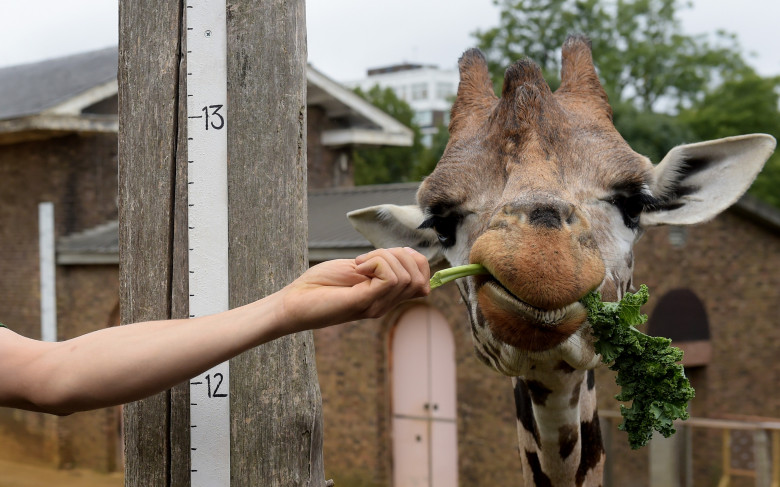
[225,1,325,486]
[118,1,324,485]
[755,430,772,487]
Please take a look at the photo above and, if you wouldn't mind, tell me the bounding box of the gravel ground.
[0,459,123,487]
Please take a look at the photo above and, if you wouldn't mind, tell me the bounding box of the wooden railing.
[600,410,780,487]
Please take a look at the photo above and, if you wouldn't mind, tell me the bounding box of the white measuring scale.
[185,0,230,485]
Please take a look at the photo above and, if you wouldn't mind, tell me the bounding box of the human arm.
[0,248,429,415]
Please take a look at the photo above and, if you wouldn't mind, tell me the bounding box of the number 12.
[205,373,227,398]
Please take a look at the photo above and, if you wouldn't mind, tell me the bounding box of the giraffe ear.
[641,134,776,226]
[347,204,446,265]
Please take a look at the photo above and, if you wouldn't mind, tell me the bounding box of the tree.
[679,72,780,207]
[611,100,696,163]
[473,0,746,111]
[414,123,451,181]
[352,85,426,185]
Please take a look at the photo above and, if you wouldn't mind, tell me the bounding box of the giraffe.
[348,35,775,486]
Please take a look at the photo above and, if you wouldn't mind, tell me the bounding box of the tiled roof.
[57,183,420,264]
[308,183,419,249]
[0,47,117,120]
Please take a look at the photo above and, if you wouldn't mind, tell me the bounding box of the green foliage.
[583,285,695,449]
[352,85,425,185]
[351,86,450,185]
[473,0,780,208]
[473,0,746,111]
[414,123,450,180]
[679,72,780,207]
[612,100,696,162]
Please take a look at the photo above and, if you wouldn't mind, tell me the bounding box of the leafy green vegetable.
[429,266,693,449]
[429,264,489,289]
[582,285,695,449]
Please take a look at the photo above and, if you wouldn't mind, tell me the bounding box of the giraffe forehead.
[420,131,650,213]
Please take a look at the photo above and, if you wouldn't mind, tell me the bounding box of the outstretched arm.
[0,248,429,415]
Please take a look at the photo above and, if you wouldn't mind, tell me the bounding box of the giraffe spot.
[513,380,540,447]
[526,380,553,406]
[569,381,582,408]
[477,342,501,369]
[587,369,595,390]
[475,307,486,328]
[558,424,579,460]
[472,345,492,368]
[576,412,605,486]
[524,451,553,487]
[554,360,576,373]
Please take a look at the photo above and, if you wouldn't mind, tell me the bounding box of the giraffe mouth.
[482,280,585,327]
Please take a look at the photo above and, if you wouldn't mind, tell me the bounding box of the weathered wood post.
[118,1,324,485]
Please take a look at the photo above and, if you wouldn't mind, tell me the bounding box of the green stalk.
[429,264,489,289]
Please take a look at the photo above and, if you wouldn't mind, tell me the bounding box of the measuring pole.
[186,1,230,485]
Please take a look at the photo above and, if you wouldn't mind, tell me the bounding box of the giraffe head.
[349,35,775,376]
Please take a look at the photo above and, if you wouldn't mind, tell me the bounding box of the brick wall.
[315,209,780,487]
[597,212,780,487]
[3,127,777,482]
[314,270,524,486]
[0,133,120,470]
[307,105,354,189]
[0,104,351,470]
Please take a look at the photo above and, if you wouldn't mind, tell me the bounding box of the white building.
[347,63,459,146]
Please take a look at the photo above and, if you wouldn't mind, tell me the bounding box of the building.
[0,47,412,473]
[347,63,459,146]
[2,47,779,486]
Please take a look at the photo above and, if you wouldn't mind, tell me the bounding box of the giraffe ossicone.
[349,34,775,487]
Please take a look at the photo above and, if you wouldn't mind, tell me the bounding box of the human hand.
[277,247,430,332]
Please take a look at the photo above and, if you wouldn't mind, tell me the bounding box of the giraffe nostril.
[529,206,563,229]
[502,199,576,229]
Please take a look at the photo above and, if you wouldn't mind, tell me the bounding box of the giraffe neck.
[512,363,605,487]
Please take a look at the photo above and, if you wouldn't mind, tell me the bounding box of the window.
[393,85,408,102]
[411,82,429,101]
[413,110,433,127]
[436,82,455,100]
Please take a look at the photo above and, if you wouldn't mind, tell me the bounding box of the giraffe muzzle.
[468,206,604,351]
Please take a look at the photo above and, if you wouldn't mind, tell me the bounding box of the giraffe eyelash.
[419,213,461,247]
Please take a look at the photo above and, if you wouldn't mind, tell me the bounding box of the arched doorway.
[647,288,711,367]
[391,306,458,487]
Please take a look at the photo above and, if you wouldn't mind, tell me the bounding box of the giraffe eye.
[419,214,459,247]
[610,195,645,229]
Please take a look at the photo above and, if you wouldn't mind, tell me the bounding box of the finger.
[403,247,431,287]
[373,248,430,301]
[359,251,414,306]
[384,248,429,297]
[354,249,380,266]
[354,253,399,287]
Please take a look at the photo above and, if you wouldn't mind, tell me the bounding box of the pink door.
[392,306,458,487]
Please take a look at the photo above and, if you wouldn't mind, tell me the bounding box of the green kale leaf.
[582,284,695,449]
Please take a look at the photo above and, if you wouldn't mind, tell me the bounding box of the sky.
[1,0,779,83]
